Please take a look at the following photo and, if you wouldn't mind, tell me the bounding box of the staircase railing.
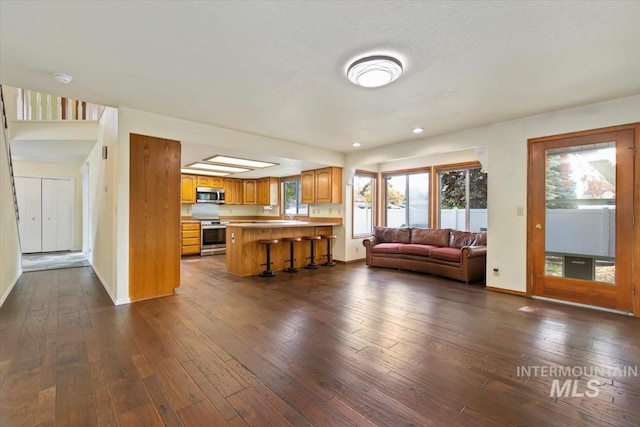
[0,84,20,223]
[16,88,102,121]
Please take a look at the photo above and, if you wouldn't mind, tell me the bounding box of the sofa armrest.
[363,237,379,249]
[362,237,379,265]
[462,245,487,258]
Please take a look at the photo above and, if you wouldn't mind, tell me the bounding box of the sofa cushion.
[449,231,475,248]
[411,228,451,247]
[472,232,487,246]
[371,243,404,254]
[399,244,438,256]
[429,247,462,262]
[374,226,411,243]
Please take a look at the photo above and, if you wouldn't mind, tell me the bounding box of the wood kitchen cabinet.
[257,177,279,206]
[300,170,315,204]
[301,167,342,204]
[181,222,200,255]
[181,174,197,204]
[243,179,257,204]
[196,176,224,188]
[224,178,243,205]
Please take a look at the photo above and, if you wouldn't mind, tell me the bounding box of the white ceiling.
[9,139,97,166]
[1,1,639,165]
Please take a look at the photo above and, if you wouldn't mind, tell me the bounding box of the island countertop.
[225,221,340,276]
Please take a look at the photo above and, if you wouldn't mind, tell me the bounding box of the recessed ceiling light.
[181,168,230,176]
[347,55,403,88]
[187,162,250,173]
[352,142,361,147]
[412,127,424,134]
[205,155,277,169]
[53,73,73,84]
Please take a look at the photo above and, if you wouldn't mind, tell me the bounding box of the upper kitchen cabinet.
[224,178,243,205]
[257,177,279,206]
[243,179,257,204]
[301,167,342,204]
[300,170,315,204]
[181,174,197,204]
[196,176,224,188]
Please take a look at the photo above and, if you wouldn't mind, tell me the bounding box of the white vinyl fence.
[546,208,615,257]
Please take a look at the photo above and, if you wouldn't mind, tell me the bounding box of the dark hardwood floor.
[1,256,638,426]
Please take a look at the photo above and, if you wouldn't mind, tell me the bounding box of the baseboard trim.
[485,286,528,297]
[336,258,366,265]
[92,267,129,306]
[0,268,22,307]
[532,296,633,316]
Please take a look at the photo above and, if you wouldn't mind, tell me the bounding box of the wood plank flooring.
[1,257,639,426]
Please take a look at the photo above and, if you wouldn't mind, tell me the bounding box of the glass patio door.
[529,127,635,311]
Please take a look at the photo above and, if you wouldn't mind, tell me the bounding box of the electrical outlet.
[493,264,500,276]
[355,247,359,253]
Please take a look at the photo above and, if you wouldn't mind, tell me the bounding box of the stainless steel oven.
[200,220,226,256]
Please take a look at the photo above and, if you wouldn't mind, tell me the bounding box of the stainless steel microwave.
[196,187,225,204]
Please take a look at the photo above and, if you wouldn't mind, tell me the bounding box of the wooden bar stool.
[281,236,301,273]
[320,234,337,266]
[302,235,321,269]
[257,239,278,277]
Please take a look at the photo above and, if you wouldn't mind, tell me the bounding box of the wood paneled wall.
[129,133,181,301]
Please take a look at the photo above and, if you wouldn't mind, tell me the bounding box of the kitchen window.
[282,177,308,216]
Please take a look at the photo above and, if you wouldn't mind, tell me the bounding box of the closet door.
[42,178,73,252]
[16,177,43,253]
[41,179,57,252]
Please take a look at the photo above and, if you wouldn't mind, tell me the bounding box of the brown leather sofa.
[362,227,487,284]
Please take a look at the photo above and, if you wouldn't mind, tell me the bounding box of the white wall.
[13,161,82,250]
[0,126,22,306]
[345,95,640,292]
[86,107,121,304]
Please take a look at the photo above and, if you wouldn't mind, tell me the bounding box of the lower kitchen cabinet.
[181,222,201,255]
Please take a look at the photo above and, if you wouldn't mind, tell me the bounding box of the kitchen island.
[225,220,341,276]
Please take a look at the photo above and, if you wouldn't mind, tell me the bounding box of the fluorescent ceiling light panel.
[205,155,277,168]
[181,168,230,176]
[187,162,250,173]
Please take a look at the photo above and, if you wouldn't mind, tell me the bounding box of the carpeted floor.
[22,251,90,272]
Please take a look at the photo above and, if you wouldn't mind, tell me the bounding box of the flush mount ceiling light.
[347,55,403,88]
[412,127,424,134]
[204,155,278,169]
[187,162,250,173]
[352,142,361,147]
[52,73,73,84]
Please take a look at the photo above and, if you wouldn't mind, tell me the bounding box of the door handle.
[535,224,542,230]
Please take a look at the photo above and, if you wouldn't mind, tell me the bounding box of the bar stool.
[320,234,337,266]
[302,235,321,269]
[281,236,302,273]
[257,239,278,277]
